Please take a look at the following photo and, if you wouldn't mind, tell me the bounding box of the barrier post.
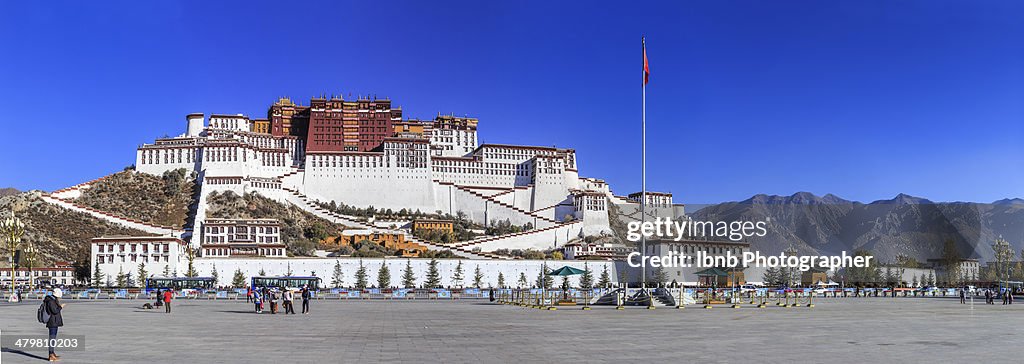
[616,285,625,310]
[582,289,591,310]
[676,287,685,310]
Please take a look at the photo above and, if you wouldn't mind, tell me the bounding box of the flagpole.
[641,36,647,293]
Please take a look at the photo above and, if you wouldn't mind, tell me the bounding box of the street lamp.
[1,212,26,301]
[25,242,36,289]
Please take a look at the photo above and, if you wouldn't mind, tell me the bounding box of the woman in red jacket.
[163,289,173,313]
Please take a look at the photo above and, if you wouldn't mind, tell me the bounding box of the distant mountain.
[691,192,1024,264]
[0,187,19,198]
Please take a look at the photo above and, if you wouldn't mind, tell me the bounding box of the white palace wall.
[194,257,620,289]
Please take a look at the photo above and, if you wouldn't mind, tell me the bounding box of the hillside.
[75,169,197,229]
[205,191,345,256]
[0,192,156,270]
[0,187,19,198]
[691,192,1024,263]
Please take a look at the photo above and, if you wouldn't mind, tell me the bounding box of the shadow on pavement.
[2,347,49,361]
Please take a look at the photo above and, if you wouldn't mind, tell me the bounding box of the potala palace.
[56,95,690,286]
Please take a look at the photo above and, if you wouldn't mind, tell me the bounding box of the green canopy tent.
[548,266,586,276]
[547,266,586,301]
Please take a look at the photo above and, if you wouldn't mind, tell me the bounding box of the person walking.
[285,288,296,314]
[163,289,173,313]
[253,289,263,313]
[43,288,65,362]
[301,285,311,314]
[959,288,966,304]
[1003,289,1009,305]
[155,289,163,307]
[246,287,253,303]
[270,289,279,314]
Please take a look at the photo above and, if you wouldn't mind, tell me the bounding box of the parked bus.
[250,276,322,291]
[145,277,216,293]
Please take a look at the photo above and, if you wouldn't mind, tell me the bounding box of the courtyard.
[1,297,1021,363]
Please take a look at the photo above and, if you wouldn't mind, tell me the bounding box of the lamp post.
[25,242,36,290]
[1,212,26,301]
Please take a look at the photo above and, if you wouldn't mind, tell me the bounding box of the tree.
[452,260,465,288]
[497,272,506,288]
[652,267,668,287]
[579,262,594,289]
[911,274,919,288]
[354,260,368,289]
[116,267,127,287]
[472,265,484,288]
[331,260,344,288]
[992,237,1015,283]
[895,254,920,268]
[939,239,964,285]
[92,261,103,287]
[763,266,781,286]
[844,250,882,286]
[402,260,416,288]
[162,264,171,278]
[884,267,896,287]
[926,271,935,287]
[125,271,135,288]
[535,263,553,289]
[258,268,266,276]
[518,272,528,288]
[425,258,441,288]
[286,262,293,277]
[210,263,220,286]
[136,262,148,288]
[377,263,391,288]
[232,269,246,287]
[597,265,611,288]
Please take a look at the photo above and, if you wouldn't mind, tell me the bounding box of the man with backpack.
[40,288,65,362]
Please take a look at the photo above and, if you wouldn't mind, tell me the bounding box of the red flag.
[643,37,649,85]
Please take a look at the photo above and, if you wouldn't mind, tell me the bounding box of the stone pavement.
[1,297,1022,363]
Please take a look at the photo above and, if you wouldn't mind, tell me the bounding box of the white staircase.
[37,193,183,237]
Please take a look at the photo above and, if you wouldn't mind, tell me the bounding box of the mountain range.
[690,192,1024,264]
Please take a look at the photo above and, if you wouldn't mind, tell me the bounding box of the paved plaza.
[1,297,1022,363]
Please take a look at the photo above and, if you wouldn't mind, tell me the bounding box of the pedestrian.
[282,289,294,315]
[959,288,965,304]
[163,289,173,313]
[247,287,253,303]
[43,288,65,362]
[270,289,279,314]
[155,289,163,307]
[301,285,311,314]
[1009,290,1015,304]
[253,289,262,313]
[1003,289,1009,305]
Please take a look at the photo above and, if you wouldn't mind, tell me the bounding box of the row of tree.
[328,259,613,290]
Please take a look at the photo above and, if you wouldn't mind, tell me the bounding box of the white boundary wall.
[195,257,620,288]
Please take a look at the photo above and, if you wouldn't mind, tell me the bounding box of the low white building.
[91,236,186,283]
[200,218,287,258]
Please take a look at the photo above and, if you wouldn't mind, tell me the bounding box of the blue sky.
[1,1,1021,204]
